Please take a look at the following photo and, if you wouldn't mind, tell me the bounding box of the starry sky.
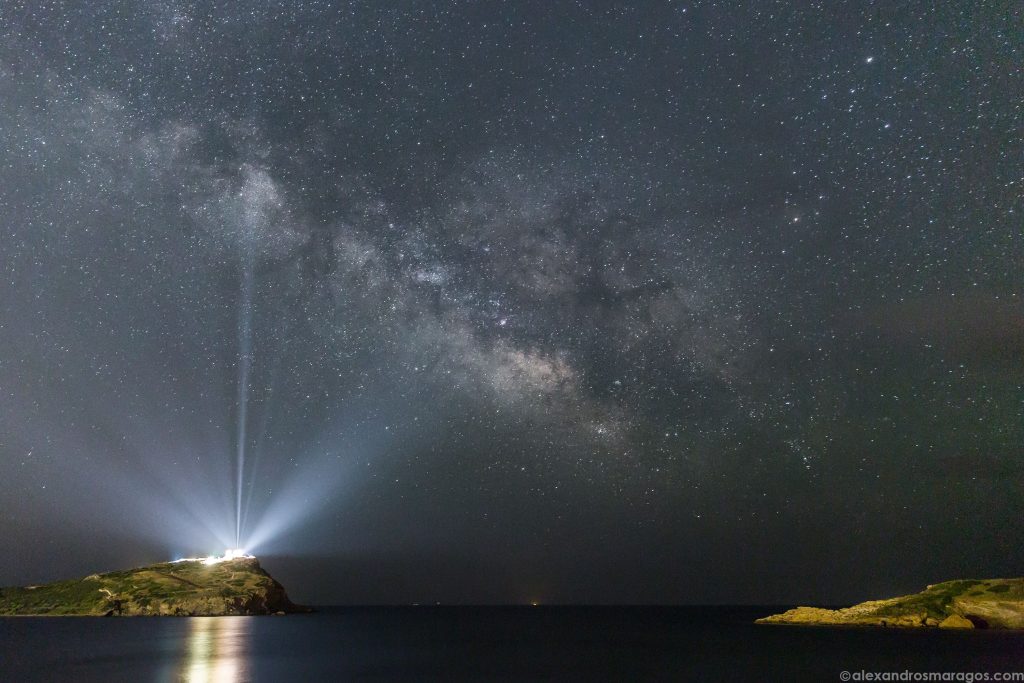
[0,1,1020,605]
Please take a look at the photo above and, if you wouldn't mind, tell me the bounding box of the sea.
[1,607,1022,681]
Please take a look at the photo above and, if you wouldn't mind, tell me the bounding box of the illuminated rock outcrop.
[756,579,1024,629]
[0,557,308,616]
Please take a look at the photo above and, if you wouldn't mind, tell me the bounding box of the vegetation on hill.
[0,557,306,616]
[757,578,1024,629]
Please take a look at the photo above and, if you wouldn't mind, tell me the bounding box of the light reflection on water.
[177,617,251,682]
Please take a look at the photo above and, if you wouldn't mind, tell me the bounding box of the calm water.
[1,607,1022,681]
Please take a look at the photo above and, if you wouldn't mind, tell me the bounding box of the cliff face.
[0,557,307,616]
[757,578,1024,629]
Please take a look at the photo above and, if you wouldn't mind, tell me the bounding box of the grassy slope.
[0,558,278,616]
[757,578,1024,627]
[873,579,1022,620]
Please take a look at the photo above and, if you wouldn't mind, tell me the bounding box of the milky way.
[0,2,1020,604]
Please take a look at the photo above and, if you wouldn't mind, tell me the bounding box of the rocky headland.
[757,578,1024,629]
[0,556,308,616]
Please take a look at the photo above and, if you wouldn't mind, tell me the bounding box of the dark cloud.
[863,295,1024,362]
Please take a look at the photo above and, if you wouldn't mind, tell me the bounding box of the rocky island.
[0,555,308,616]
[757,578,1024,629]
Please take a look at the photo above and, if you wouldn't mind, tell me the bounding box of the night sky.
[0,2,1020,606]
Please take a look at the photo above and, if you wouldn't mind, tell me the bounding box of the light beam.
[235,225,255,548]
